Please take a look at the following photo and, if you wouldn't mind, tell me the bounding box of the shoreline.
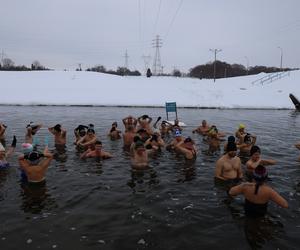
[0,103,294,110]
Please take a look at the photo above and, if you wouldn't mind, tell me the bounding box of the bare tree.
[2,58,14,68]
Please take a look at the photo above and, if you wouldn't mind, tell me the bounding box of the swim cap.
[253,165,268,181]
[0,143,5,152]
[227,142,237,152]
[239,124,246,129]
[87,128,95,134]
[54,124,61,132]
[184,137,192,143]
[228,135,235,143]
[22,143,33,154]
[175,129,182,137]
[250,145,261,156]
[244,134,251,143]
[24,151,44,164]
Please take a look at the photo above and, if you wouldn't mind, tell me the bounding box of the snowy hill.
[1,70,299,109]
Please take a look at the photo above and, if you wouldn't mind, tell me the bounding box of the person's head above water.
[253,165,268,182]
[24,150,44,165]
[244,133,251,144]
[228,135,235,143]
[238,123,246,131]
[175,129,182,137]
[87,128,95,134]
[250,145,261,156]
[54,124,61,132]
[22,143,33,154]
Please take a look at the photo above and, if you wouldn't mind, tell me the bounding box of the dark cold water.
[0,106,300,250]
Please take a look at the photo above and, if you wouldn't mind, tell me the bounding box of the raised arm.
[5,136,17,158]
[39,147,53,171]
[229,183,244,196]
[269,189,288,208]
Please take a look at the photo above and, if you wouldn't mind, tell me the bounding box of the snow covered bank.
[0,70,299,109]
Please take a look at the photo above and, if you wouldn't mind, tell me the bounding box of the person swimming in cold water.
[166,129,184,151]
[18,144,53,185]
[122,115,138,132]
[131,140,153,169]
[0,123,7,147]
[192,120,210,135]
[80,140,112,160]
[229,165,288,217]
[108,122,122,140]
[137,115,153,135]
[76,126,97,150]
[74,124,89,145]
[0,136,17,170]
[123,125,136,149]
[25,122,43,144]
[245,146,276,180]
[175,137,197,160]
[235,123,247,145]
[215,141,243,183]
[48,124,67,146]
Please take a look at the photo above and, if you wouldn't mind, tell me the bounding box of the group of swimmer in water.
[0,115,295,217]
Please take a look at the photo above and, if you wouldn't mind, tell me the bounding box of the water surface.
[0,106,300,250]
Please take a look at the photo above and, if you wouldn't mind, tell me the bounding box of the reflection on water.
[0,106,299,249]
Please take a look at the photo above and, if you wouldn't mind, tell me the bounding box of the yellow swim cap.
[239,124,246,129]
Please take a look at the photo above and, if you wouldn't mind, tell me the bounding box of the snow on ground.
[0,70,299,109]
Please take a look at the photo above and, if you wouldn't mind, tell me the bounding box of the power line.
[153,0,162,37]
[165,0,184,39]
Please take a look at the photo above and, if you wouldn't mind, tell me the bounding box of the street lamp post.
[209,48,222,82]
[277,47,283,71]
[244,56,249,75]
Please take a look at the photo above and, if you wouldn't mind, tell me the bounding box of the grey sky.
[0,0,299,73]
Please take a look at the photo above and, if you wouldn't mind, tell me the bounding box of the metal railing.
[251,71,291,85]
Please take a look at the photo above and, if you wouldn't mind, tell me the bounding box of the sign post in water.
[165,102,178,121]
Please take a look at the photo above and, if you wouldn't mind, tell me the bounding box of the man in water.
[122,116,138,132]
[131,140,151,169]
[76,128,97,150]
[25,122,43,144]
[80,140,112,159]
[74,124,89,145]
[48,124,67,146]
[137,115,153,135]
[18,145,53,185]
[229,165,288,217]
[0,123,7,146]
[166,129,184,151]
[123,125,136,149]
[215,142,243,181]
[0,136,16,170]
[108,122,122,140]
[175,137,197,160]
[192,120,210,135]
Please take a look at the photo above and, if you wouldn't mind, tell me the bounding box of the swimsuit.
[244,199,268,217]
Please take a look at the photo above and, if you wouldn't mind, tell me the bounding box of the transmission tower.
[0,49,7,64]
[209,48,222,82]
[152,35,162,75]
[123,50,129,69]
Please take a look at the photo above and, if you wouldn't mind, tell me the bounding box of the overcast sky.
[0,0,299,73]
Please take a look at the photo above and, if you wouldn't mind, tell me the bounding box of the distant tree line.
[189,61,298,79]
[86,65,141,76]
[0,58,49,71]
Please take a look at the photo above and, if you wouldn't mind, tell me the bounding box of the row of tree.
[85,65,141,76]
[189,61,297,79]
[0,58,49,71]
[1,57,298,78]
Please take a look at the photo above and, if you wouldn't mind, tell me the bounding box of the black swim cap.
[87,128,95,134]
[54,124,61,132]
[227,142,237,152]
[184,137,192,143]
[250,145,261,156]
[244,134,251,143]
[228,136,235,143]
[24,151,43,162]
[135,140,145,149]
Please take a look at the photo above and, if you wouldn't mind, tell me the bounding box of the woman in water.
[229,165,288,217]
